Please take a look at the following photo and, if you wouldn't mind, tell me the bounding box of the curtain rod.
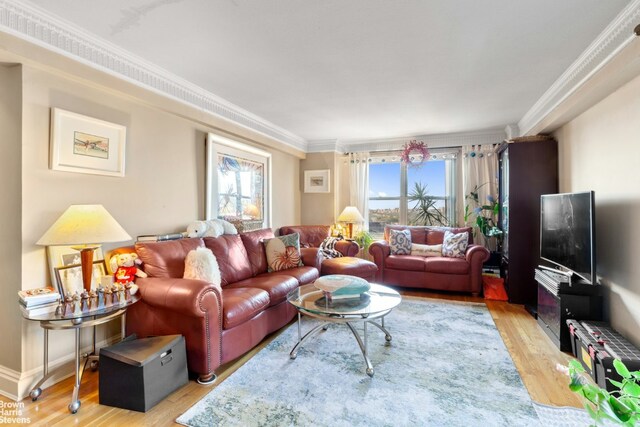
[343,145,466,156]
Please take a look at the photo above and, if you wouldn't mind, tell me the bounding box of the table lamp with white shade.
[337,206,365,239]
[37,205,132,293]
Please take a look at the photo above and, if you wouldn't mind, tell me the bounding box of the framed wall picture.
[47,246,104,290]
[54,260,107,298]
[49,108,126,177]
[206,133,272,229]
[304,169,330,193]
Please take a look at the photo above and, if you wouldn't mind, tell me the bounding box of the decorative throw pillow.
[411,243,442,257]
[319,236,344,259]
[389,229,412,255]
[441,231,469,258]
[264,233,304,272]
[184,247,222,288]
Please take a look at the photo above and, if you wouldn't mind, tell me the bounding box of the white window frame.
[368,151,458,227]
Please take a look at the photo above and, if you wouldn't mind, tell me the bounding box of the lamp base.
[346,223,354,240]
[71,245,100,293]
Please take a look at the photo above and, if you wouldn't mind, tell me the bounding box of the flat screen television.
[540,191,596,284]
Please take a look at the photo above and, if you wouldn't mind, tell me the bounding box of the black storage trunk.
[566,319,597,379]
[566,320,640,392]
[99,335,188,412]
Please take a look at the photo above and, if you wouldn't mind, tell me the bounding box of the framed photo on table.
[54,260,107,298]
[304,169,330,193]
[49,108,126,177]
[47,246,104,293]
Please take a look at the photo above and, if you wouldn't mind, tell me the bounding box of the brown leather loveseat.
[369,225,489,295]
[126,228,320,383]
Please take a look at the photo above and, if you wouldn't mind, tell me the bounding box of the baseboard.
[0,333,122,401]
[0,365,21,401]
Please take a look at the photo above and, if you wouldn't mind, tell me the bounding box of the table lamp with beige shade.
[337,206,365,239]
[37,205,132,293]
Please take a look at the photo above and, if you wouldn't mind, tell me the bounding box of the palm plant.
[408,182,447,226]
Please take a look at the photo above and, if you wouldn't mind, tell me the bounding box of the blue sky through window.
[369,161,446,209]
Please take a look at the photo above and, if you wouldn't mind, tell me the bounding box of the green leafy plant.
[408,182,448,226]
[352,230,374,253]
[567,359,640,426]
[464,183,502,244]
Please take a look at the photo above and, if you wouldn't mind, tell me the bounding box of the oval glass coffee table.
[287,283,401,377]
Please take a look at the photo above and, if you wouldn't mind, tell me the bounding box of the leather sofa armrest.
[336,240,359,257]
[369,240,390,282]
[465,244,490,295]
[465,244,490,264]
[136,277,222,318]
[301,247,322,271]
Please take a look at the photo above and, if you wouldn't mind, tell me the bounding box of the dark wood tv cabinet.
[535,271,602,351]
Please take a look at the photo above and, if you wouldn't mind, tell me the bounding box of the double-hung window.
[368,149,458,238]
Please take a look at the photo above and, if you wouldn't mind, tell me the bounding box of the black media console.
[535,268,602,352]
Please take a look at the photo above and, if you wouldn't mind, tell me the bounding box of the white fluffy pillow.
[184,247,222,288]
[411,243,442,257]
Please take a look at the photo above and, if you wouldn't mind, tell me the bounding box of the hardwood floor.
[2,290,582,426]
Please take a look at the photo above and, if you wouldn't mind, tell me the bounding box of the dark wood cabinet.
[536,276,602,351]
[498,137,558,307]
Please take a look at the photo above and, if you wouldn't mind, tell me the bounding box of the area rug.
[177,299,573,426]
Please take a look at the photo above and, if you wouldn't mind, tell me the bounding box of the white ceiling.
[25,0,631,143]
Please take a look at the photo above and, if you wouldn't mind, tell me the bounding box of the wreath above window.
[400,140,430,167]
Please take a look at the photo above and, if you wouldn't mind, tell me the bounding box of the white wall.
[554,73,640,346]
[300,152,338,225]
[0,64,23,378]
[0,60,302,399]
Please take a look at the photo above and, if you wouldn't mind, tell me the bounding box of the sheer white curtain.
[349,152,370,231]
[462,145,498,248]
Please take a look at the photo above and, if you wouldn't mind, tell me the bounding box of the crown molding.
[306,139,347,153]
[518,0,640,135]
[339,128,507,153]
[504,124,520,139]
[0,0,308,152]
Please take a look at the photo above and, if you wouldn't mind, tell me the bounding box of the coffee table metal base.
[289,313,393,377]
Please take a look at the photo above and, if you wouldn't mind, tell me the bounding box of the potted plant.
[565,359,640,426]
[352,230,374,260]
[464,184,502,255]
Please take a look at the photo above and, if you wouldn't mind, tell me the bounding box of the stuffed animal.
[186,219,237,238]
[110,252,147,294]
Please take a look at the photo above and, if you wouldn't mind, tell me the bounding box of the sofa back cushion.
[204,235,253,286]
[384,225,473,246]
[384,225,427,244]
[426,227,473,246]
[240,228,275,276]
[135,238,204,278]
[278,225,330,248]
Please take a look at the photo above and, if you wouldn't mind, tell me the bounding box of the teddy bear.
[186,219,237,238]
[110,252,147,294]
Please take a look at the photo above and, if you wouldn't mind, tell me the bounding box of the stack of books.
[18,286,60,316]
[314,275,371,303]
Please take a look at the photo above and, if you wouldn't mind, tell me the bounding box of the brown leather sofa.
[369,225,490,295]
[126,228,320,383]
[279,225,378,280]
